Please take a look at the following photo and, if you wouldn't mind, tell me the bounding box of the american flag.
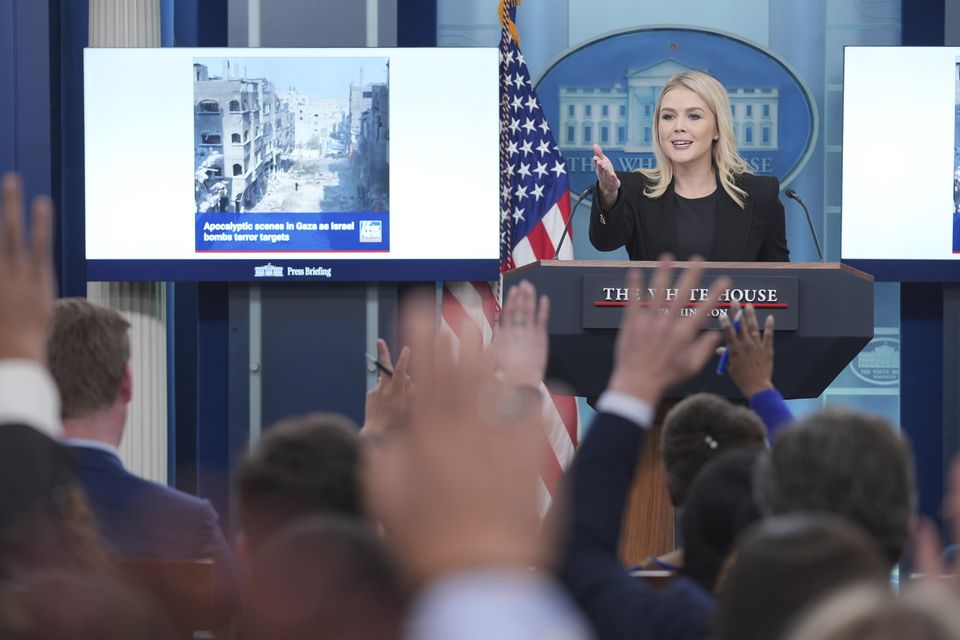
[441,0,579,506]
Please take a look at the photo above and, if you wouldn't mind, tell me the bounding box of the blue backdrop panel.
[171,281,200,493]
[900,283,944,526]
[1,0,53,262]
[54,0,89,297]
[195,282,233,525]
[0,1,15,173]
[903,0,945,45]
[398,0,436,46]
[260,284,369,428]
[11,1,51,200]
[174,0,228,47]
[899,0,951,539]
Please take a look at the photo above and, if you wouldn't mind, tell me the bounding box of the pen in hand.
[365,352,394,377]
[715,308,743,376]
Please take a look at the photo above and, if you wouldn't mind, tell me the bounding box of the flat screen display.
[842,46,960,281]
[84,47,500,281]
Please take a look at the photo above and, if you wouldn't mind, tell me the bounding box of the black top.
[673,190,718,261]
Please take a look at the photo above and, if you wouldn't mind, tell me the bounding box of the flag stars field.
[439,0,579,511]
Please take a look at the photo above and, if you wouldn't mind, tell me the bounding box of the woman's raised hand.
[593,144,621,208]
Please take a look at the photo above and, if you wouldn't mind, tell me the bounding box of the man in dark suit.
[46,297,241,625]
[558,259,731,640]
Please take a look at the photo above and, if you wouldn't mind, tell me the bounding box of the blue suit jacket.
[68,444,242,624]
[559,411,716,640]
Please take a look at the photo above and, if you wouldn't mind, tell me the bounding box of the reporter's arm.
[748,387,793,440]
[559,262,727,640]
[719,302,794,437]
[0,173,59,436]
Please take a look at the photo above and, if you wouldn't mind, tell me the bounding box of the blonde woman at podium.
[590,71,789,262]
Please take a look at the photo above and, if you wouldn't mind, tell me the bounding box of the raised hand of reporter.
[717,300,775,398]
[361,338,412,439]
[0,173,55,363]
[493,279,550,388]
[607,255,730,406]
[366,292,545,583]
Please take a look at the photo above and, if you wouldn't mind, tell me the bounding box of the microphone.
[554,185,595,260]
[785,188,824,262]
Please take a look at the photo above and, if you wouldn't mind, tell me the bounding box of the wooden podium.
[503,260,875,563]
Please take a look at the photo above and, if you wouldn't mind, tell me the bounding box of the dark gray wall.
[229,0,397,46]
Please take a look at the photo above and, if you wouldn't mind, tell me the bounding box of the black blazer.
[589,172,789,262]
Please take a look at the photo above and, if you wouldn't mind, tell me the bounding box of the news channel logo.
[360,220,383,243]
[533,27,818,196]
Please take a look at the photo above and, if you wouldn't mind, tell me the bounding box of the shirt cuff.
[409,569,592,640]
[0,360,61,437]
[595,390,654,429]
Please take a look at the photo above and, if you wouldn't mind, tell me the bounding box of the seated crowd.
[1,169,959,640]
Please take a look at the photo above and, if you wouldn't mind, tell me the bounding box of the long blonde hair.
[640,71,752,208]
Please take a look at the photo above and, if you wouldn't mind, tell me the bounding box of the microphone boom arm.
[554,185,595,260]
[785,189,825,262]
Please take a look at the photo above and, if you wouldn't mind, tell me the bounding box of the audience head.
[715,513,890,640]
[0,570,176,640]
[660,392,766,506]
[784,583,960,640]
[234,412,364,558]
[47,298,131,433]
[756,407,916,565]
[240,516,404,640]
[680,448,762,592]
